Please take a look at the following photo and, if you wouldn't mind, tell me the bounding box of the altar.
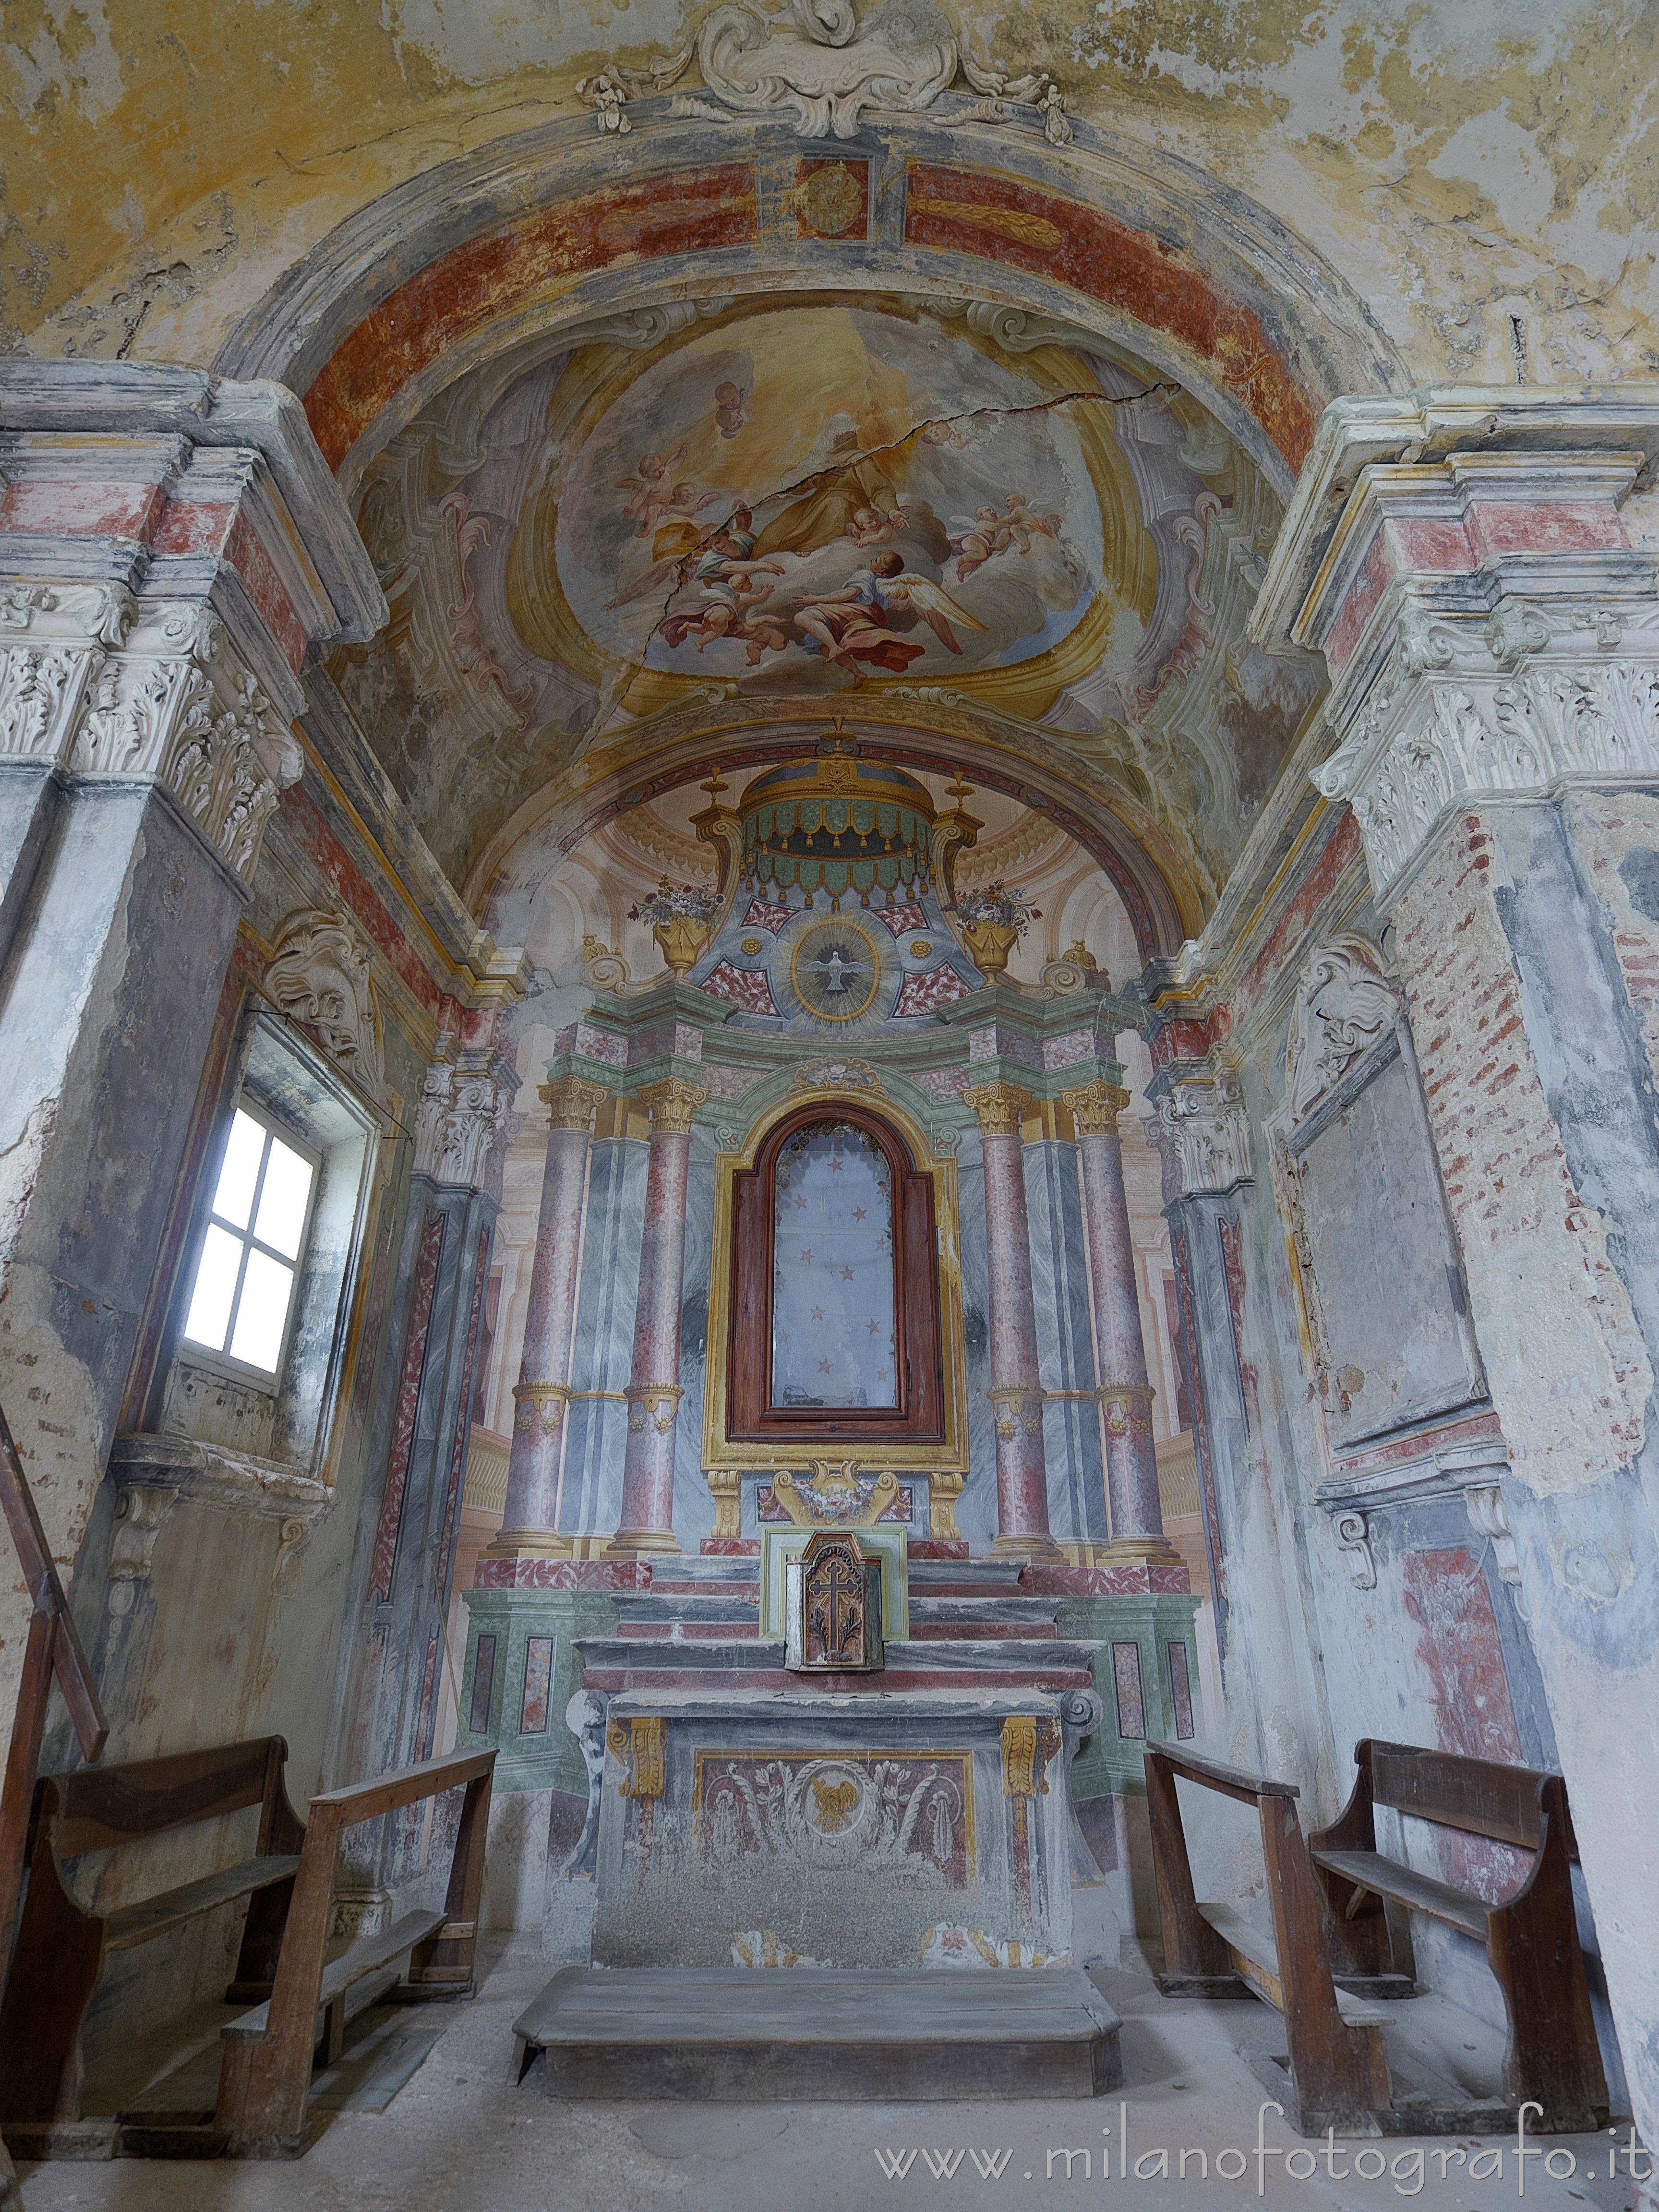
[593,1687,1084,1971]
[458,748,1205,2095]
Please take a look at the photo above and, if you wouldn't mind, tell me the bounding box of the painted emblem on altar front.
[544,302,1116,698]
[695,1751,972,1884]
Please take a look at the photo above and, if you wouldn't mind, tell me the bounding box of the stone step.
[646,1557,761,1590]
[909,1596,1060,1638]
[576,1633,1100,1694]
[911,1558,1027,1593]
[514,1966,1122,2102]
[609,1592,1061,1644]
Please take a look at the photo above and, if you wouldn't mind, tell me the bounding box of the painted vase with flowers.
[629,878,722,976]
[955,881,1041,981]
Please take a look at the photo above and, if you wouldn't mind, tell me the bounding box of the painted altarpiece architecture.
[0,0,1657,2158]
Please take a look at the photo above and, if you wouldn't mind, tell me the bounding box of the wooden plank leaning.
[0,1396,108,2208]
[214,1747,496,2157]
[1144,1742,1392,2136]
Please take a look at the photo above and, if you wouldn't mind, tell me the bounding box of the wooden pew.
[1308,1740,1608,2132]
[0,1396,108,2206]
[1144,1741,1395,2135]
[216,1745,495,2157]
[0,1736,307,2132]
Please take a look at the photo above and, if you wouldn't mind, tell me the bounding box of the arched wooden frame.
[726,1101,945,1446]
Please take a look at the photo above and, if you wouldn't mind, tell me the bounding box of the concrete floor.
[14,1937,1647,2212]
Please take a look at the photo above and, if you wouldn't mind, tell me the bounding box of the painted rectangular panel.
[1402,1546,1527,1901]
[771,1121,897,1408]
[1112,1641,1146,1741]
[1167,1640,1195,1740]
[694,1749,972,1887]
[520,1636,555,1735]
[469,1633,497,1735]
[1293,1044,1484,1445]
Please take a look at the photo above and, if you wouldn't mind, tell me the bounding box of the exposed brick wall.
[1391,812,1652,1493]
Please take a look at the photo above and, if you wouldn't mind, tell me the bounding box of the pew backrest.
[42,1737,305,1863]
[1358,1740,1575,1859]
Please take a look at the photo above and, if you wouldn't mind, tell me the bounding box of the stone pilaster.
[1254,383,1659,2153]
[963,1081,1064,1563]
[488,1075,608,1561]
[607,1076,709,1557]
[337,1038,515,1911]
[1143,1064,1253,1647]
[0,362,382,1762]
[1062,1079,1183,1571]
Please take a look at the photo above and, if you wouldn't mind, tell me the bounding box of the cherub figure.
[950,505,1013,581]
[714,381,748,438]
[617,445,689,530]
[844,505,894,547]
[921,416,974,452]
[1001,491,1058,553]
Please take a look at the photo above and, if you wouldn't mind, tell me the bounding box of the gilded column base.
[986,1529,1069,1564]
[480,1529,630,1564]
[481,1527,575,1562]
[1098,1533,1190,1566]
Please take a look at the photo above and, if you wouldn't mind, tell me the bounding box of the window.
[183,1104,317,1378]
[727,1102,944,1445]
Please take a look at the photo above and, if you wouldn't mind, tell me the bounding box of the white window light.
[183,1105,317,1378]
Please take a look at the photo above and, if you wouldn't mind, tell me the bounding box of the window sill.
[109,1433,332,1525]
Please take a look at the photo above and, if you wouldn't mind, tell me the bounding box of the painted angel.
[884,571,988,654]
[793,551,986,685]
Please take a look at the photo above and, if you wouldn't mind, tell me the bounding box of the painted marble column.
[607,1076,709,1557]
[493,1075,608,1548]
[1062,1078,1180,1561]
[963,1082,1064,1563]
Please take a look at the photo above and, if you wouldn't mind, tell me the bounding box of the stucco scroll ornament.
[628,0,1058,141]
[1284,939,1398,1126]
[265,909,383,1087]
[1331,1509,1377,1591]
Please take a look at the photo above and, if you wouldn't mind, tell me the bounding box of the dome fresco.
[540,301,1116,698]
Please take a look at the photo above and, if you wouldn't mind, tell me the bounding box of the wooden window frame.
[726,1101,945,1446]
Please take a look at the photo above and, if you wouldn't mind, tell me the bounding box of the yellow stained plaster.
[0,0,1653,388]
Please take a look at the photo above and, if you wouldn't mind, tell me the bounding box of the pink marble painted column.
[489,1076,608,1555]
[963,1082,1064,1563]
[1062,1079,1182,1562]
[607,1076,709,1558]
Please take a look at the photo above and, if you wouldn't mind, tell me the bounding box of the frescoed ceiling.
[329,287,1321,919]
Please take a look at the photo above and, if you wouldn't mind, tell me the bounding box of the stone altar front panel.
[591,1689,1076,1970]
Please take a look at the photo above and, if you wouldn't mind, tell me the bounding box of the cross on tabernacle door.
[805,1548,865,1663]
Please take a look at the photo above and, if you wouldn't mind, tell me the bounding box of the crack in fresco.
[604,378,1181,724]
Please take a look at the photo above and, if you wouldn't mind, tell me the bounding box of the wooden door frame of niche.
[703,1087,969,1479]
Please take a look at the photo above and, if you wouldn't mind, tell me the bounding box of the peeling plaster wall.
[1,1,1655,389]
[1162,803,1629,2098]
